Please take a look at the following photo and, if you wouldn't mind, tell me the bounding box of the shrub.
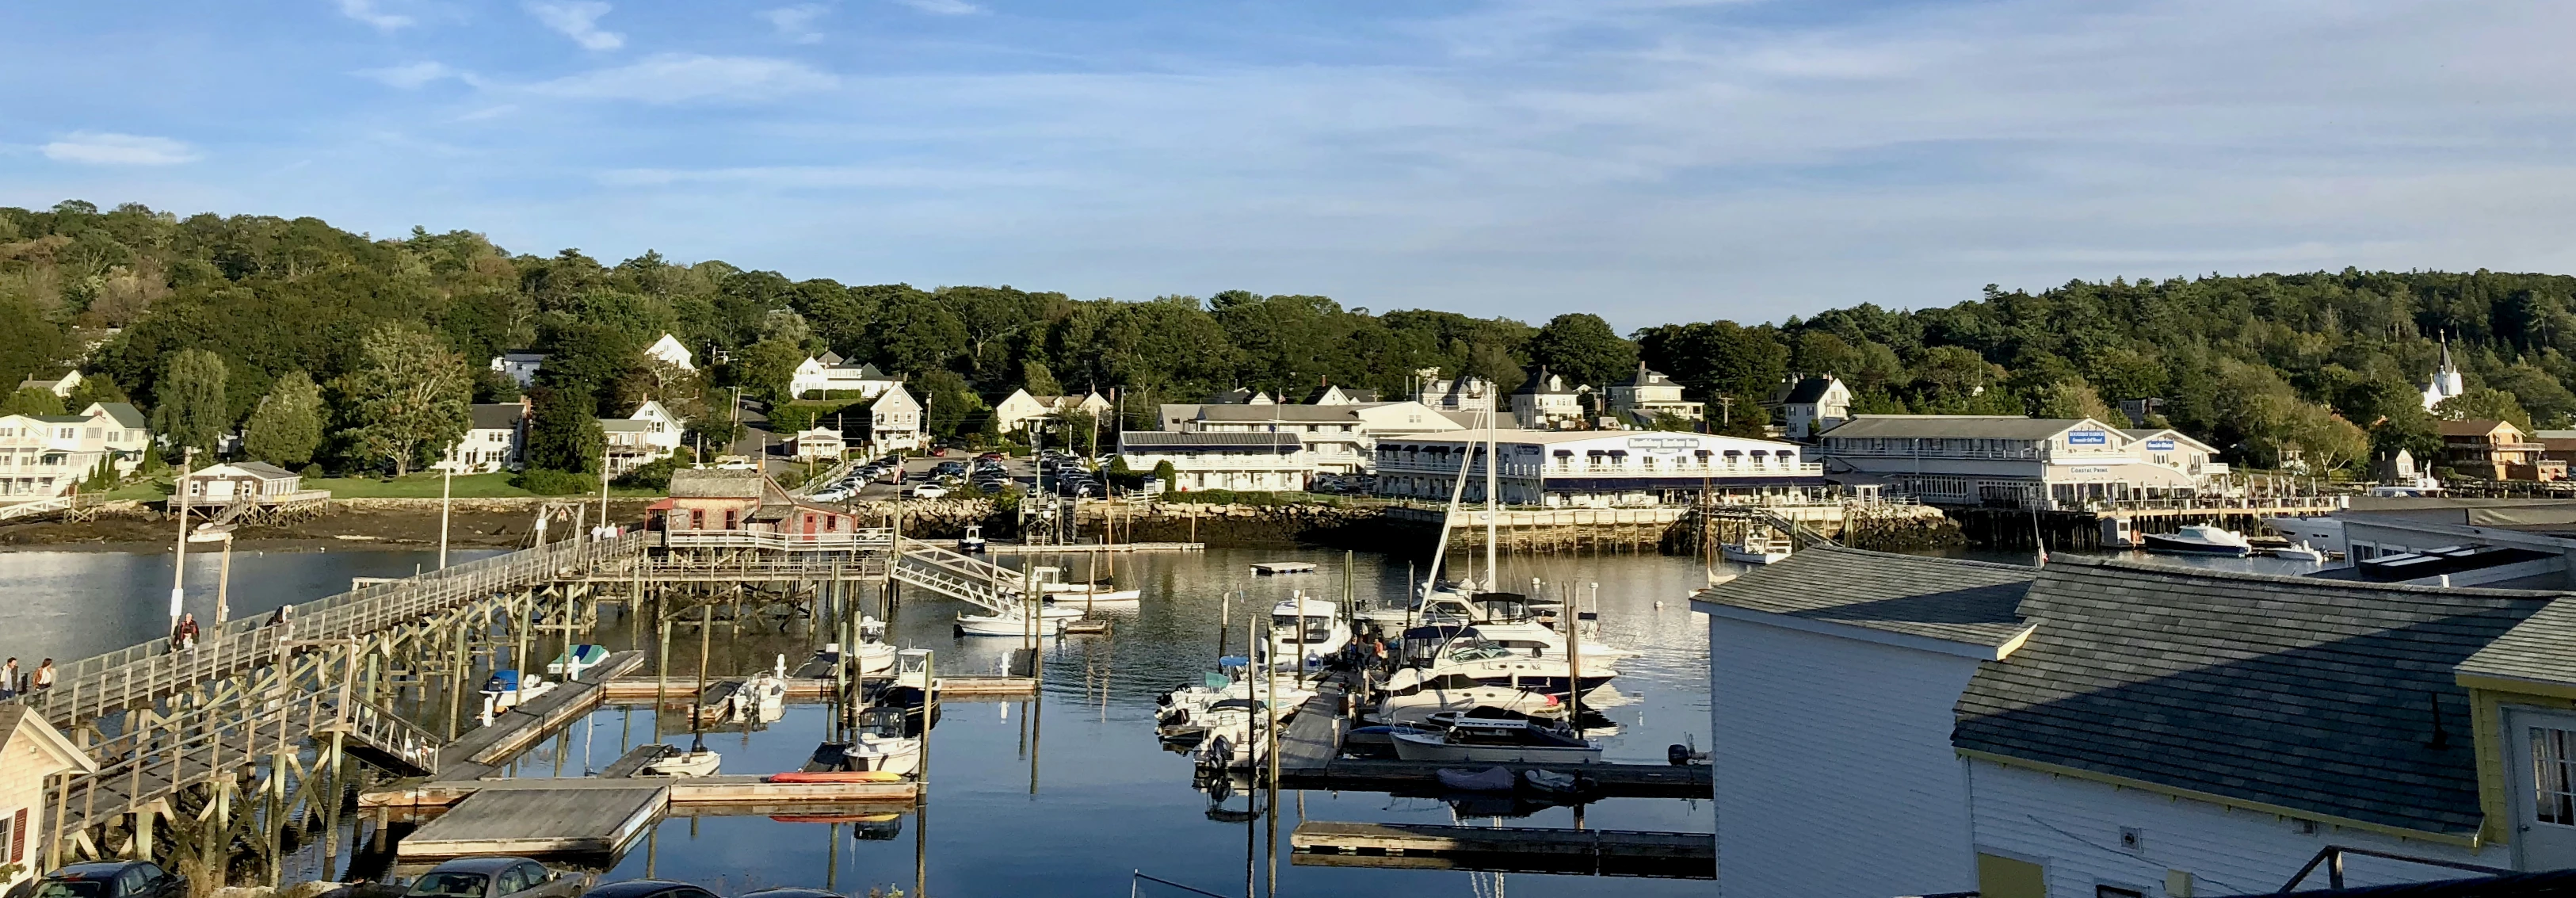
[513,468,599,495]
[613,456,679,490]
[300,463,325,478]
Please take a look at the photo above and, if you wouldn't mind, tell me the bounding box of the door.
[2507,708,2576,870]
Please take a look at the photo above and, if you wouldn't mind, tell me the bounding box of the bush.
[514,468,599,495]
[613,456,679,490]
[769,401,860,434]
[300,463,325,478]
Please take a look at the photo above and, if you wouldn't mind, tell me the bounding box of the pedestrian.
[35,659,55,690]
[1,657,17,699]
[174,613,201,655]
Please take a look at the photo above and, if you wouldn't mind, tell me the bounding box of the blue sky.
[6,1,2573,331]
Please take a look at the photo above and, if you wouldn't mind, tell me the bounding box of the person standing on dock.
[34,659,55,690]
[173,613,201,654]
[2,657,17,698]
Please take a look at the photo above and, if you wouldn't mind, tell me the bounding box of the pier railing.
[887,537,1025,615]
[666,529,893,551]
[8,531,648,726]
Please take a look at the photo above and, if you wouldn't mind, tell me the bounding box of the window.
[723,510,738,529]
[0,806,16,864]
[2536,726,2576,825]
[2096,887,2145,898]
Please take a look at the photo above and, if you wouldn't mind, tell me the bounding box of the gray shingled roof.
[2459,598,2576,689]
[670,468,765,498]
[1956,558,2566,837]
[1120,431,1305,449]
[1779,376,1838,405]
[90,402,147,430]
[469,403,523,430]
[1824,415,2104,441]
[1695,546,2037,646]
[1194,405,1361,422]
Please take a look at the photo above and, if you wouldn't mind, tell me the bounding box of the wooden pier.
[360,774,920,811]
[1290,821,1712,879]
[987,541,1205,553]
[600,676,840,705]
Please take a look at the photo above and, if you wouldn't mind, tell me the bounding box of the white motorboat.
[891,648,934,692]
[1158,671,1315,734]
[1192,716,1267,769]
[841,707,922,775]
[1376,670,1565,727]
[852,617,899,677]
[1459,621,1635,663]
[1034,566,1142,603]
[478,670,556,724]
[1424,638,1618,694]
[956,525,987,554]
[956,611,1065,637]
[546,644,609,678]
[1722,532,1793,564]
[2275,541,2328,564]
[732,670,788,724]
[2263,516,2348,556]
[1268,594,1351,669]
[2142,523,2254,557]
[1389,717,1600,764]
[642,743,723,776]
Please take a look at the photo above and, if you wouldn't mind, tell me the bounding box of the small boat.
[732,671,788,724]
[546,644,610,678]
[478,670,556,722]
[2143,523,2254,557]
[2274,541,2328,564]
[1722,532,1793,564]
[957,525,987,554]
[956,611,1065,637]
[1390,717,1601,764]
[642,742,722,777]
[1249,561,1316,575]
[840,707,922,775]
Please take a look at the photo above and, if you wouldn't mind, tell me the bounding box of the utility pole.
[439,453,454,568]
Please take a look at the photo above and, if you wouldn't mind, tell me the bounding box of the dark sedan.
[403,857,582,898]
[577,881,720,898]
[34,862,186,898]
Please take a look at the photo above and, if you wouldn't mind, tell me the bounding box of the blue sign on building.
[2146,438,2176,451]
[2069,430,2109,446]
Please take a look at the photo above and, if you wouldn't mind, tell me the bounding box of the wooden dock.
[602,676,842,703]
[987,541,1204,553]
[935,675,1038,695]
[1281,759,1711,800]
[361,774,919,810]
[433,652,645,781]
[395,783,666,859]
[1276,675,1349,771]
[1290,821,1712,879]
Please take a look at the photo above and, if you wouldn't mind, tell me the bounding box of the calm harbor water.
[0,541,2326,896]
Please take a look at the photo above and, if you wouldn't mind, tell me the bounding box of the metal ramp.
[324,697,445,777]
[889,537,1028,615]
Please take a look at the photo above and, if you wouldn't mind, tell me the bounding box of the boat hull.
[2142,534,2250,556]
[1721,548,1791,564]
[1389,732,1600,764]
[956,613,1062,637]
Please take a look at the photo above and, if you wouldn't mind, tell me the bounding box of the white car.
[911,483,949,499]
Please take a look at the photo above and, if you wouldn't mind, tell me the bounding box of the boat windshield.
[406,873,490,897]
[1445,642,1515,663]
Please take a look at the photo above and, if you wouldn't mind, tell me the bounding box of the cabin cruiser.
[840,707,922,775]
[2143,523,2254,557]
[1355,587,1530,630]
[1391,717,1600,764]
[1423,638,1619,695]
[1723,531,1793,564]
[1458,621,1634,663]
[1375,669,1565,727]
[1268,595,1350,669]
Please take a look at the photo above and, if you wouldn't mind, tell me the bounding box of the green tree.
[345,323,473,476]
[1021,359,1064,396]
[730,336,805,403]
[67,375,128,408]
[2,388,64,417]
[2434,388,2535,430]
[151,349,230,457]
[1525,313,1637,390]
[917,369,985,438]
[2026,380,2122,422]
[524,386,606,473]
[241,370,323,467]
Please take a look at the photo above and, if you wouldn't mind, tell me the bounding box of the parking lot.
[805,450,1115,503]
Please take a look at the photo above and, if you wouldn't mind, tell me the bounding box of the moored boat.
[546,644,609,678]
[2143,523,2253,556]
[1390,717,1601,764]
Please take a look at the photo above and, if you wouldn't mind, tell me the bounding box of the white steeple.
[2421,332,2465,411]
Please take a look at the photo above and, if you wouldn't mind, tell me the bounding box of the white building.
[0,402,151,499]
[1373,429,1825,506]
[1157,399,1464,475]
[1695,550,2568,898]
[790,353,903,400]
[1117,431,1312,492]
[992,388,1112,434]
[1609,363,1702,427]
[2422,334,2467,411]
[1413,368,1495,414]
[1301,384,1378,405]
[1817,415,2225,509]
[489,351,545,388]
[1509,368,1585,430]
[869,384,924,453]
[1770,374,1852,440]
[13,370,80,398]
[643,333,696,370]
[438,401,528,473]
[599,399,686,476]
[792,427,845,461]
[1,705,98,892]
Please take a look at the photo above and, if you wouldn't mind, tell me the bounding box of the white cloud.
[527,1,624,51]
[527,54,838,103]
[357,61,470,89]
[761,4,829,44]
[895,0,978,16]
[334,0,414,31]
[41,132,201,166]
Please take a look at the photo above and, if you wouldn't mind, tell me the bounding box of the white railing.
[666,529,893,551]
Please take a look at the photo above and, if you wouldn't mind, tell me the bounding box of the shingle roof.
[670,468,765,498]
[469,403,523,430]
[90,402,146,429]
[1195,405,1361,422]
[1695,546,2037,646]
[2459,597,2576,689]
[1120,430,1305,449]
[1955,558,2566,837]
[1822,415,2105,441]
[2436,418,2514,438]
[1779,376,1838,405]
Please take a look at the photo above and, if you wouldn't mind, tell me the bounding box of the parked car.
[35,862,189,898]
[738,890,844,898]
[403,857,582,898]
[575,881,720,898]
[911,483,949,499]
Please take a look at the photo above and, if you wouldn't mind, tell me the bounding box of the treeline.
[6,199,2574,475]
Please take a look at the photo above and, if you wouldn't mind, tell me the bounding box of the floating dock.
[935,675,1039,696]
[395,783,666,860]
[433,651,646,780]
[361,774,919,811]
[1281,758,1710,800]
[601,676,841,705]
[1290,821,1712,879]
[1249,561,1318,575]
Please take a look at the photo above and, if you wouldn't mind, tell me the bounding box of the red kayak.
[766,770,906,784]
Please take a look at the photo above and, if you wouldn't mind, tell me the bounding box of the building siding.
[2,736,53,885]
[1707,614,1983,898]
[1967,759,2498,896]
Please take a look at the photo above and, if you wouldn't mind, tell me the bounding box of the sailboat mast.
[1484,396,1498,593]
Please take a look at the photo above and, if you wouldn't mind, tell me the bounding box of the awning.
[645,498,676,511]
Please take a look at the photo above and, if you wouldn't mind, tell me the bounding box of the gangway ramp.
[889,537,1028,615]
